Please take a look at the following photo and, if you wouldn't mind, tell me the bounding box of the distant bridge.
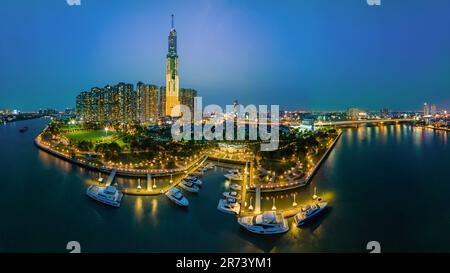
[235,118,415,127]
[297,118,415,127]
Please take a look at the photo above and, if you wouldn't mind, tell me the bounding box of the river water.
[1,118,449,252]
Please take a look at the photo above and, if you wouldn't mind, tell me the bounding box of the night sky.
[1,0,450,111]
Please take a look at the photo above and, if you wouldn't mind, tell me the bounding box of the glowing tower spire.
[165,14,180,117]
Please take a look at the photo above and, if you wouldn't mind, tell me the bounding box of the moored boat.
[224,169,243,181]
[86,185,123,207]
[294,201,328,226]
[165,187,189,206]
[192,170,203,177]
[217,198,241,215]
[229,183,242,191]
[222,191,241,200]
[185,175,203,186]
[180,180,200,193]
[238,211,289,234]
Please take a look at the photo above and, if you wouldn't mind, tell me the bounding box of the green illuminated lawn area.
[64,130,115,143]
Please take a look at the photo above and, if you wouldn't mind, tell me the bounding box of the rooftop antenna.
[171,14,174,29]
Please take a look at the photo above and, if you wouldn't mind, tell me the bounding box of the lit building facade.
[137,82,159,123]
[165,15,180,117]
[431,104,437,116]
[347,107,367,120]
[159,86,166,117]
[179,88,197,114]
[75,83,136,125]
[423,102,430,116]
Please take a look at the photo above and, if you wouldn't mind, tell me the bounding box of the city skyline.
[73,15,198,125]
[1,1,450,111]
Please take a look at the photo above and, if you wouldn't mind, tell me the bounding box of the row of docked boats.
[179,175,202,193]
[237,201,328,234]
[220,167,330,235]
[165,163,215,207]
[86,162,215,208]
[218,168,244,214]
[191,162,215,177]
[165,174,203,206]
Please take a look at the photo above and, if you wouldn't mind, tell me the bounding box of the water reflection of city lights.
[134,197,144,223]
[151,198,158,219]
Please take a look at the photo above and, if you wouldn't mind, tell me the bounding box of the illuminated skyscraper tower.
[165,14,180,117]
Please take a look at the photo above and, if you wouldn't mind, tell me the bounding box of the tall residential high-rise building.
[116,82,136,124]
[347,107,367,120]
[159,86,166,117]
[76,91,88,121]
[137,82,159,123]
[423,102,430,116]
[179,88,197,114]
[165,14,180,117]
[431,104,437,116]
[103,85,114,124]
[91,87,105,123]
[75,82,137,125]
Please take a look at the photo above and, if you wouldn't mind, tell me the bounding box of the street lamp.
[312,187,318,200]
[104,127,109,136]
[248,196,253,211]
[137,179,142,192]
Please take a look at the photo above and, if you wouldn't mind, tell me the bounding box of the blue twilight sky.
[1,0,450,112]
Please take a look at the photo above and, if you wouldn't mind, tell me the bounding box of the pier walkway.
[105,170,117,186]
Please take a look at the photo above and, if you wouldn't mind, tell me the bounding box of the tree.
[77,140,93,152]
[108,142,122,158]
[47,122,61,136]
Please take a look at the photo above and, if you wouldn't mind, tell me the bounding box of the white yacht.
[165,187,189,207]
[224,169,243,181]
[229,183,242,191]
[217,198,241,215]
[294,201,328,226]
[238,211,289,234]
[205,163,215,169]
[222,191,241,200]
[192,170,203,177]
[86,185,123,207]
[179,180,200,193]
[185,176,203,186]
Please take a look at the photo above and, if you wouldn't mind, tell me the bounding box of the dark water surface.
[1,119,449,252]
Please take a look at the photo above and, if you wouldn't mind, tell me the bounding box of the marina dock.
[105,169,117,186]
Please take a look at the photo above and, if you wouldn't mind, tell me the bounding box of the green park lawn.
[64,130,115,143]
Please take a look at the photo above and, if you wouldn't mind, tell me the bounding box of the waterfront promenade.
[35,126,342,201]
[35,131,211,195]
[247,131,342,193]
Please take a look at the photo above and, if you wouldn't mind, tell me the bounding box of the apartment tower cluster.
[75,15,197,125]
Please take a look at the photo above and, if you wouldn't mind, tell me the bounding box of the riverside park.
[35,119,340,207]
